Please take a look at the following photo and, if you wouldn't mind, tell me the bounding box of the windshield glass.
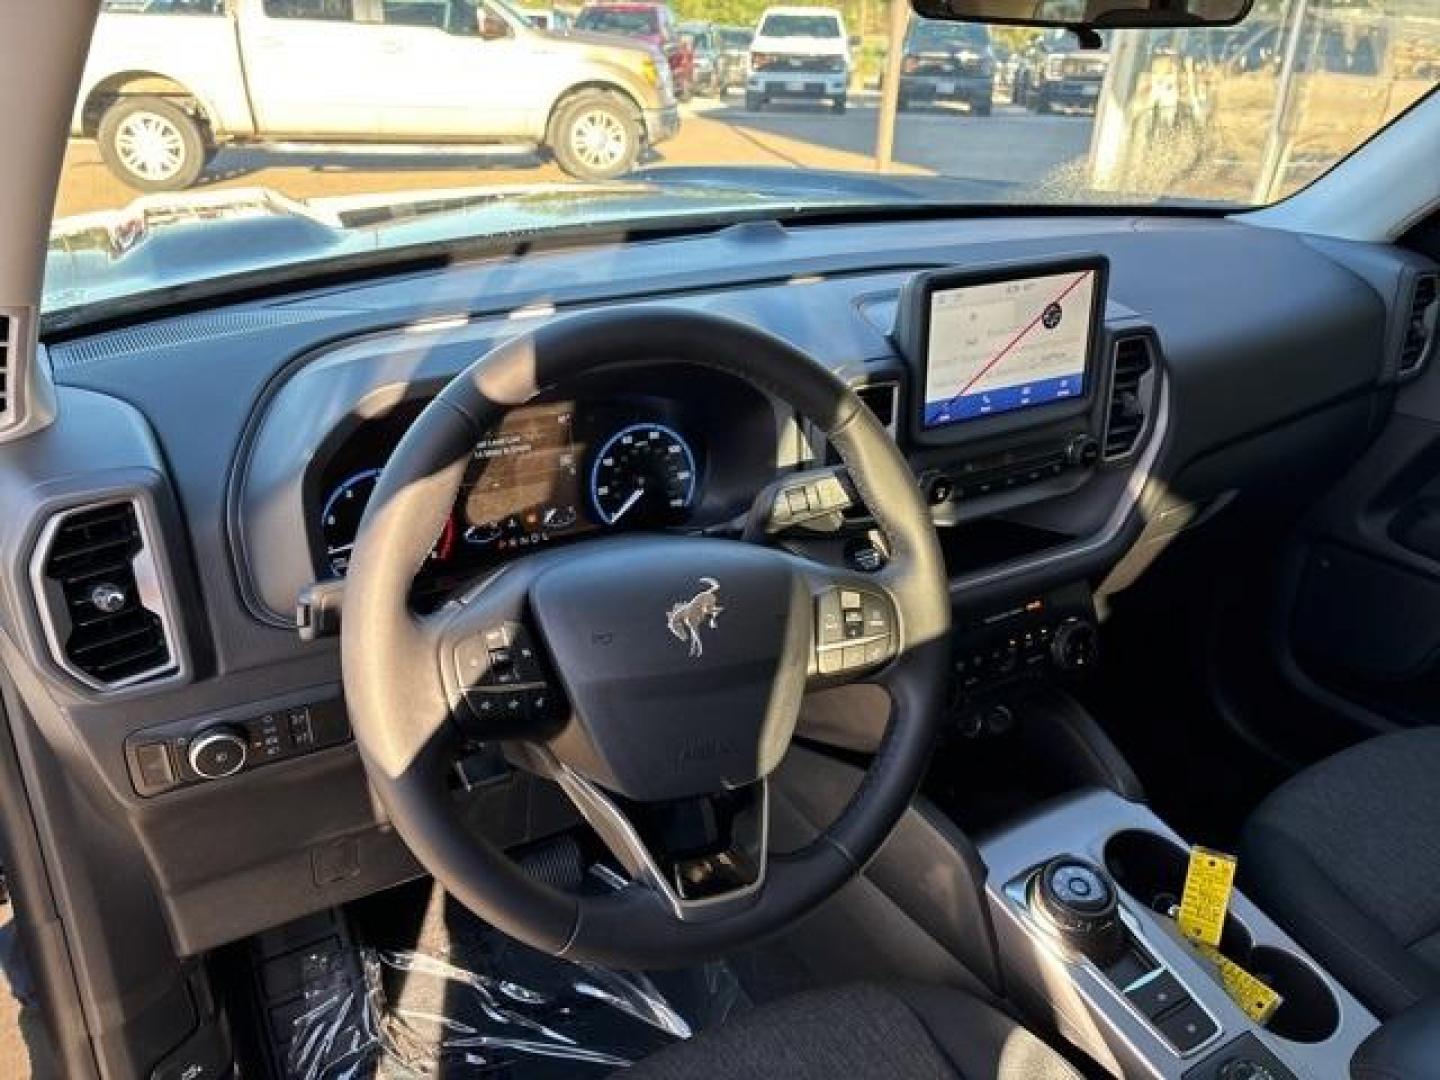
[908,21,988,49]
[757,13,842,37]
[49,2,1440,316]
[574,7,660,33]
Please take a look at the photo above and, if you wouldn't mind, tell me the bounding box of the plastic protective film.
[279,932,743,1079]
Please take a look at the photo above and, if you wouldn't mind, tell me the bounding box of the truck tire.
[549,90,642,181]
[831,95,847,114]
[745,91,764,111]
[972,95,993,117]
[97,95,208,193]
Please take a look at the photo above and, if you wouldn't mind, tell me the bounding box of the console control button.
[1127,971,1188,1021]
[188,727,248,780]
[1158,1001,1219,1053]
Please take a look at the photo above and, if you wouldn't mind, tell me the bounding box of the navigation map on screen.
[922,269,1096,429]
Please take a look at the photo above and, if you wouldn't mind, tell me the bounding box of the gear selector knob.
[1030,855,1125,964]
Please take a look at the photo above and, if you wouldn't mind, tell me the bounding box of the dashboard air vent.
[34,501,175,690]
[1399,273,1438,376]
[0,312,11,423]
[854,381,898,435]
[1103,335,1155,461]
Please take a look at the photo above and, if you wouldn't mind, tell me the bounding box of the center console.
[979,789,1377,1078]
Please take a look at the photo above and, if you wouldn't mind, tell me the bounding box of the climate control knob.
[187,726,248,780]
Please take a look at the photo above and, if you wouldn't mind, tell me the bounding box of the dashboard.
[2,209,1422,976]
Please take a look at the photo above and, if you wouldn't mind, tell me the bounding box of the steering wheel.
[342,307,949,969]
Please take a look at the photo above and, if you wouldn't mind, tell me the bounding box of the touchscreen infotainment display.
[921,268,1097,429]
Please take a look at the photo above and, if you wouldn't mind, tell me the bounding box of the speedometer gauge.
[589,423,697,527]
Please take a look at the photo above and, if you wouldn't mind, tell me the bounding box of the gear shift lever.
[1029,855,1126,965]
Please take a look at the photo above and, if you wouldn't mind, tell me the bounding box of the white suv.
[746,6,850,113]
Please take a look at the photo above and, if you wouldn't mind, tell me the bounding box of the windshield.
[908,21,988,50]
[757,13,842,38]
[574,7,660,34]
[49,2,1440,316]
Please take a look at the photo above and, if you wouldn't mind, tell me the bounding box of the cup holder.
[1103,830,1340,1042]
[1246,947,1340,1043]
[1103,830,1251,956]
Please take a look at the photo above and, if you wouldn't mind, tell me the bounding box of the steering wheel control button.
[188,727,248,780]
[766,471,854,532]
[814,587,896,675]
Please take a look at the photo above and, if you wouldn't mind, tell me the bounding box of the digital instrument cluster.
[317,401,702,583]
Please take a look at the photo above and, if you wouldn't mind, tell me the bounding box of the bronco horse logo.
[666,577,723,658]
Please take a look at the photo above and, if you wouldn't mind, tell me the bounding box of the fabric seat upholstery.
[1240,727,1440,1018]
[621,983,1082,1079]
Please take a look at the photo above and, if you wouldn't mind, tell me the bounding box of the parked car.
[1012,28,1111,113]
[746,6,850,113]
[714,25,754,95]
[76,0,677,188]
[680,21,722,97]
[898,17,995,115]
[575,1,695,101]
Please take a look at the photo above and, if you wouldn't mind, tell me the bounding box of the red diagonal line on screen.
[948,270,1093,402]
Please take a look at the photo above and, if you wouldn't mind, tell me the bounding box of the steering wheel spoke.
[546,750,770,922]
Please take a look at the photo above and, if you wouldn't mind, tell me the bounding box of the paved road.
[55,99,1094,219]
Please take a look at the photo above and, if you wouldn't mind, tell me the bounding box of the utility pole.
[875,0,909,170]
[1253,0,1311,203]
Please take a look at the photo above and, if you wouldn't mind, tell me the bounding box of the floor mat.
[270,877,747,1079]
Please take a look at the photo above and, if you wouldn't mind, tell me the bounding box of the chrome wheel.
[114,111,187,183]
[569,108,630,173]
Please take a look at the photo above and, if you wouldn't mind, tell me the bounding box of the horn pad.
[530,538,811,801]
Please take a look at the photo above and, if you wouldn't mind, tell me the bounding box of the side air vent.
[32,500,177,690]
[1399,272,1438,376]
[0,312,12,424]
[1103,335,1156,461]
[854,381,899,436]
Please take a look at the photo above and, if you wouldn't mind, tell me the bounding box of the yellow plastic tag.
[1177,845,1237,948]
[1195,942,1284,1024]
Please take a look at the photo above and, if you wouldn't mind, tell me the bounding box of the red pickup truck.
[575,2,696,101]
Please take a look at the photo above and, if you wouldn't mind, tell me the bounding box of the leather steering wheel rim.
[342,307,950,968]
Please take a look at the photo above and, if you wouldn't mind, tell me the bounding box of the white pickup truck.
[75,0,679,190]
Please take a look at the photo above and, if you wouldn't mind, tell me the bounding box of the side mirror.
[849,35,862,49]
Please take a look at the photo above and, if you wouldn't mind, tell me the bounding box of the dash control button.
[134,742,175,790]
[287,707,316,749]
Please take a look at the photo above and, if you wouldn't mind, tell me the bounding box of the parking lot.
[54,96,1095,219]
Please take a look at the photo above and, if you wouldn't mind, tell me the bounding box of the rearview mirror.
[908,0,1252,31]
